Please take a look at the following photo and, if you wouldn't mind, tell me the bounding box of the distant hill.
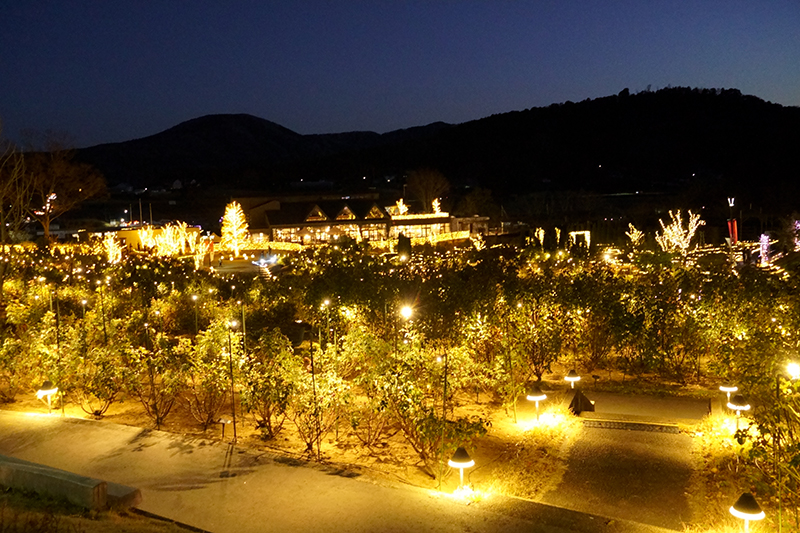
[76,113,451,190]
[76,87,800,214]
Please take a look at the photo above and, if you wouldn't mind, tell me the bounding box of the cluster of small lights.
[654,210,704,254]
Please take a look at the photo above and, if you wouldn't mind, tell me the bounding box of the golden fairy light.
[102,233,122,264]
[221,201,250,257]
[655,210,704,254]
[625,223,644,247]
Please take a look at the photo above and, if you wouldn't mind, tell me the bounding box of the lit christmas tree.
[221,201,249,257]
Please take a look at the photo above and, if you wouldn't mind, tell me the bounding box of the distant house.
[236,192,488,246]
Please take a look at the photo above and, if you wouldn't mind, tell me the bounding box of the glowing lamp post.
[448,447,475,487]
[36,381,58,414]
[729,492,765,533]
[400,305,413,320]
[227,320,238,443]
[720,383,738,404]
[564,369,581,389]
[788,363,800,381]
[728,394,750,430]
[192,295,199,335]
[526,384,547,421]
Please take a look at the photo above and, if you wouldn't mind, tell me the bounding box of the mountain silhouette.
[76,87,800,214]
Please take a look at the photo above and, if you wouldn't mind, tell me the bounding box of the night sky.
[2,2,799,148]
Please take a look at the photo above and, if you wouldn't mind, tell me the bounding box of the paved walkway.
[538,391,708,531]
[0,410,671,533]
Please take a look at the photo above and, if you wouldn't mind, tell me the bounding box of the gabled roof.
[258,200,390,228]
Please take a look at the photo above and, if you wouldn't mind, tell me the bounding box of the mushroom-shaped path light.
[720,383,738,403]
[564,369,580,389]
[448,447,475,487]
[36,380,58,414]
[729,492,765,533]
[526,384,547,421]
[728,394,751,430]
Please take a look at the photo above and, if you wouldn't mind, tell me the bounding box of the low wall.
[0,454,142,511]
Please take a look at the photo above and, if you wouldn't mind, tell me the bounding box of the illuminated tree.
[221,201,249,257]
[103,233,122,264]
[21,137,106,242]
[626,223,645,248]
[655,210,705,255]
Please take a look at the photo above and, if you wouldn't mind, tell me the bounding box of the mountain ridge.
[75,87,800,213]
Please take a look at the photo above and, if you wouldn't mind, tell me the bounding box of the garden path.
[539,392,708,530]
[0,409,673,533]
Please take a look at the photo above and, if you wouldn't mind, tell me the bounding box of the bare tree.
[0,140,30,246]
[22,133,106,242]
[0,127,32,302]
[406,168,450,213]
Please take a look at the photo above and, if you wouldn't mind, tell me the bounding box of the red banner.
[727,219,738,245]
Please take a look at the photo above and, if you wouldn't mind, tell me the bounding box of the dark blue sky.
[2,2,799,147]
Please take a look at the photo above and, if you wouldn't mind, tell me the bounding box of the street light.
[448,447,475,488]
[729,492,764,533]
[394,304,413,352]
[727,394,750,430]
[227,320,238,443]
[565,369,581,389]
[526,384,547,421]
[192,295,199,335]
[36,381,58,414]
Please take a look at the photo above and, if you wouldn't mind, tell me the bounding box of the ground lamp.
[36,381,58,414]
[448,447,475,487]
[217,416,232,439]
[526,385,547,421]
[729,492,764,533]
[720,383,738,404]
[727,394,750,430]
[565,369,581,389]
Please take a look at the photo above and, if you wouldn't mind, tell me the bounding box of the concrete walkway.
[539,391,708,531]
[0,410,672,533]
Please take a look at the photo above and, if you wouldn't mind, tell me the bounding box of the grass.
[481,405,582,500]
[0,488,190,533]
[684,414,776,532]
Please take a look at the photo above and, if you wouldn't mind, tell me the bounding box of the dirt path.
[539,427,694,531]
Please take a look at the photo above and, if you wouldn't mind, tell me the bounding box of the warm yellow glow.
[655,210,705,254]
[400,306,413,320]
[534,227,545,247]
[625,223,644,247]
[432,198,441,214]
[448,458,475,468]
[788,362,800,380]
[103,233,122,264]
[221,201,250,257]
[36,386,58,400]
[727,401,750,411]
[518,411,567,431]
[396,198,409,215]
[729,506,765,521]
[568,230,591,249]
